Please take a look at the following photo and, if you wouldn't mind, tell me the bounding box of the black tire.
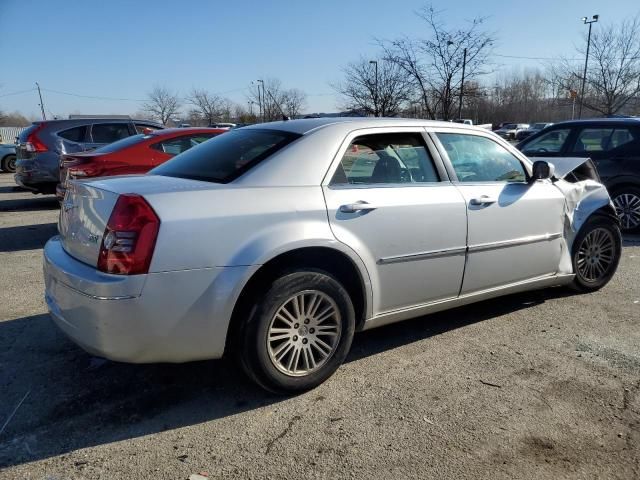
[610,186,640,233]
[1,154,16,173]
[570,215,621,292]
[238,270,355,394]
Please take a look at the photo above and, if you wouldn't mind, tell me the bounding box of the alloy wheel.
[576,227,615,282]
[266,290,342,377]
[612,192,640,231]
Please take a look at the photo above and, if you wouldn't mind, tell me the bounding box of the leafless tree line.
[334,5,640,123]
[143,79,308,126]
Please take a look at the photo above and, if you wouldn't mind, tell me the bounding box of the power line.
[0,88,37,98]
[42,88,146,102]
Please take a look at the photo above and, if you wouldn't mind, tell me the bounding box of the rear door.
[323,128,468,315]
[433,130,566,294]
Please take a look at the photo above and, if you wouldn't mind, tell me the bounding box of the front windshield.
[151,128,301,183]
[533,123,548,130]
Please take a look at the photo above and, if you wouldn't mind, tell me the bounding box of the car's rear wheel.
[611,186,640,233]
[570,215,621,292]
[1,154,16,173]
[238,270,355,393]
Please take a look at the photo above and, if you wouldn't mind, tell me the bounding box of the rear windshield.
[151,129,300,183]
[93,134,149,153]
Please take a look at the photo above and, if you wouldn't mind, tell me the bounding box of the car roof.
[551,117,640,127]
[148,127,227,136]
[243,117,484,135]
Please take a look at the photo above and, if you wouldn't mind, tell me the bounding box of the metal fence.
[0,127,27,144]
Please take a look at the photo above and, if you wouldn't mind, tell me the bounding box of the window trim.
[324,127,450,188]
[430,129,532,184]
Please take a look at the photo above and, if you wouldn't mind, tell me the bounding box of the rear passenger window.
[331,133,439,185]
[151,134,218,156]
[572,128,615,153]
[58,126,87,142]
[437,133,527,182]
[91,123,131,143]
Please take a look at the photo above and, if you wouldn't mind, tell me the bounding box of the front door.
[323,129,468,314]
[434,131,566,294]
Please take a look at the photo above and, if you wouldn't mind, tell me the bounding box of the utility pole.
[579,14,599,119]
[35,82,46,120]
[457,48,467,120]
[257,79,265,122]
[369,60,378,117]
[248,100,254,117]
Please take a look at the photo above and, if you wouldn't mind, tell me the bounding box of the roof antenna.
[264,88,290,121]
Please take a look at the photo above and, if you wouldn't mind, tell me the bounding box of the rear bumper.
[15,156,60,192]
[44,236,252,363]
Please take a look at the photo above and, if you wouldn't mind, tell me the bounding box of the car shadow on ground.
[0,223,58,252]
[0,196,59,212]
[0,286,574,468]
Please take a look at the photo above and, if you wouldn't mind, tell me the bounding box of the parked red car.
[56,127,226,200]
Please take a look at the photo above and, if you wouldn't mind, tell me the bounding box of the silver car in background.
[43,118,621,393]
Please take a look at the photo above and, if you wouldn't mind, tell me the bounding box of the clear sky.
[1,0,639,119]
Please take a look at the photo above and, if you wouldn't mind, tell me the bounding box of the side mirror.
[531,160,555,181]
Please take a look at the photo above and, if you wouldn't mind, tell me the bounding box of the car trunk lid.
[59,181,120,267]
[59,175,225,268]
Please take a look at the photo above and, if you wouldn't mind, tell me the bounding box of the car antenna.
[264,88,290,121]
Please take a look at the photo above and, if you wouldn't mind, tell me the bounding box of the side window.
[571,128,615,153]
[58,126,87,142]
[610,128,635,149]
[91,123,131,143]
[521,128,571,155]
[436,133,527,182]
[330,133,439,185]
[151,134,216,156]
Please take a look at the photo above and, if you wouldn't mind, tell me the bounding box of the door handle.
[339,202,378,213]
[469,195,497,206]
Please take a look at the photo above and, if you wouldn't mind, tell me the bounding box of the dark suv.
[517,118,640,232]
[14,117,163,194]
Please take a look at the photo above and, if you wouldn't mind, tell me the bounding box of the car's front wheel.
[239,270,355,393]
[611,186,640,233]
[570,215,621,292]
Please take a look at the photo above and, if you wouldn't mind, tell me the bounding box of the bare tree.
[248,79,305,121]
[552,16,640,116]
[282,88,307,118]
[381,5,495,119]
[187,89,237,124]
[143,86,181,125]
[333,57,412,116]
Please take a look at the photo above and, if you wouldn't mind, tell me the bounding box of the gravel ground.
[0,172,638,480]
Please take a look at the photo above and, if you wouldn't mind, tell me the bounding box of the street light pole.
[35,82,46,120]
[457,48,467,120]
[257,79,265,122]
[578,14,599,119]
[369,60,378,117]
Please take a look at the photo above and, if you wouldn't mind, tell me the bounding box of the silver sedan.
[43,118,621,393]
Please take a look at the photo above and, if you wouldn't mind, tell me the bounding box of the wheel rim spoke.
[266,289,342,377]
[614,193,640,229]
[576,227,616,283]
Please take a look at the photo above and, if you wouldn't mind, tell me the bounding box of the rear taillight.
[68,164,102,177]
[97,194,160,275]
[25,123,48,153]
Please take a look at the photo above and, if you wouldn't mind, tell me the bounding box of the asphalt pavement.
[0,172,638,479]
